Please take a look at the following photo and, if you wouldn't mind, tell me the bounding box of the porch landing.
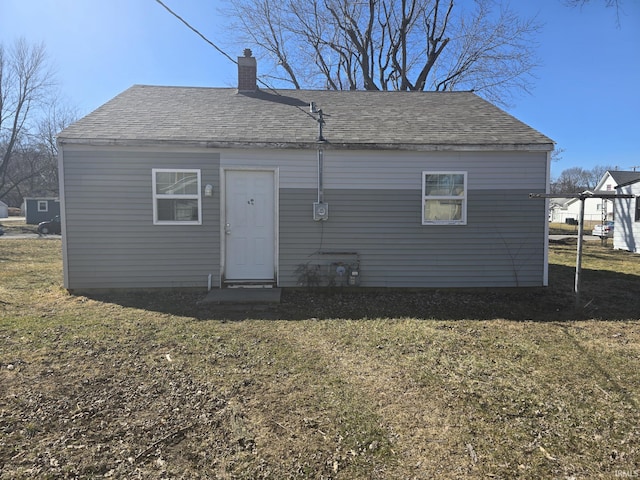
[201,287,282,304]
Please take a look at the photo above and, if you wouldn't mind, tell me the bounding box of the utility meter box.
[313,202,329,221]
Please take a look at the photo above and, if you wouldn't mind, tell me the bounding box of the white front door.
[224,170,276,281]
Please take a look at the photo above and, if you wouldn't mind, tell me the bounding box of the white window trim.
[38,200,48,212]
[422,171,467,225]
[152,168,202,225]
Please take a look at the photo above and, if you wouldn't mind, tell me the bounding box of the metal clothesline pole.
[529,191,635,308]
[574,197,585,307]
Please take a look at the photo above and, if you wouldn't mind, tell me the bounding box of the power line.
[153,0,319,123]
[154,0,237,66]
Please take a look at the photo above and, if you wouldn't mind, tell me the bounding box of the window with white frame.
[422,171,467,225]
[38,200,48,212]
[152,169,202,224]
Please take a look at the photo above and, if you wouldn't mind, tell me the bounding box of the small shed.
[23,197,60,224]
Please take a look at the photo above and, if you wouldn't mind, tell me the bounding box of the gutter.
[57,137,555,152]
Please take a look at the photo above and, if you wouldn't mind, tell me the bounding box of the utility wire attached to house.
[154,0,319,124]
[154,0,237,65]
[530,191,635,307]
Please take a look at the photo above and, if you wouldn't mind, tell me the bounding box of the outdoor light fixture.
[204,184,213,197]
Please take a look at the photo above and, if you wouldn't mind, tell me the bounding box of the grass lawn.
[0,218,38,235]
[0,239,639,479]
[548,221,605,236]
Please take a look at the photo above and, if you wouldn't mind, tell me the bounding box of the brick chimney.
[237,48,257,92]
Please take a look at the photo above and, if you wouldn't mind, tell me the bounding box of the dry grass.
[1,239,639,479]
[548,221,600,235]
[0,218,37,236]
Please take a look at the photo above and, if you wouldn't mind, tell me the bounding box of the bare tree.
[587,164,616,188]
[222,0,541,106]
[0,99,77,207]
[564,0,623,9]
[565,0,628,25]
[0,39,58,204]
[551,147,565,163]
[550,164,616,194]
[38,101,77,168]
[551,167,591,194]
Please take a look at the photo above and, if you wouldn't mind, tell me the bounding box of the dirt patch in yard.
[85,269,636,323]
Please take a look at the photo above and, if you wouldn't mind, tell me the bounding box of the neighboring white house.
[593,171,640,224]
[549,198,571,223]
[549,193,602,224]
[613,177,640,254]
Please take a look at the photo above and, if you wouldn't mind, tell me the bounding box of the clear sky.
[1,0,639,179]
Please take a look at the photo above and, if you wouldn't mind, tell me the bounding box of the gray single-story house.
[23,197,60,224]
[57,52,554,292]
[614,176,640,254]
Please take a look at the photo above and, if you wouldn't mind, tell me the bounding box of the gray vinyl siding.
[279,188,546,287]
[60,145,548,290]
[62,149,220,290]
[221,149,547,191]
[268,148,548,287]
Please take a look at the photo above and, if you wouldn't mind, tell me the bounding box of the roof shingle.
[59,85,554,150]
[609,171,640,186]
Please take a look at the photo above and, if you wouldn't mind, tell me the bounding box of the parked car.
[592,220,614,238]
[38,215,61,235]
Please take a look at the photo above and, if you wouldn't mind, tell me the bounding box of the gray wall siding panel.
[222,149,547,191]
[61,146,547,290]
[279,188,545,287]
[62,149,220,289]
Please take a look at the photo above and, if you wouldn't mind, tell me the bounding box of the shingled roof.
[58,85,553,151]
[608,170,640,187]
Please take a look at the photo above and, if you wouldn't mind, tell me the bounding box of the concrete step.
[201,287,281,304]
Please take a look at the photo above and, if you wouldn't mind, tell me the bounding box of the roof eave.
[617,179,640,188]
[58,137,554,152]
